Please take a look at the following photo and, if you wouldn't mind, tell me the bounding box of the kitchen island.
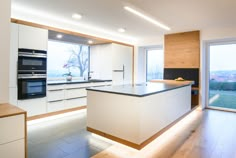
[86,81,192,149]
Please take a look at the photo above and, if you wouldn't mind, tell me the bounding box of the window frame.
[145,46,164,82]
[47,39,90,81]
[205,38,236,112]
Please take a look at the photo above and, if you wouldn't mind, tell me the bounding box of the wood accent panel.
[0,103,26,118]
[27,106,86,121]
[88,109,194,150]
[87,127,141,150]
[164,30,200,68]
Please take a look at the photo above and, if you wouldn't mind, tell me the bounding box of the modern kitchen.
[1,0,236,158]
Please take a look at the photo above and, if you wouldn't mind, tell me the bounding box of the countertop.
[0,103,26,118]
[86,82,192,97]
[47,79,112,85]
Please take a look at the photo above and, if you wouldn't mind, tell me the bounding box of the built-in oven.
[17,48,47,100]
[18,73,46,100]
[18,48,47,72]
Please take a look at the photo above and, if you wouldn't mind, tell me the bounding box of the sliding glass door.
[208,41,236,110]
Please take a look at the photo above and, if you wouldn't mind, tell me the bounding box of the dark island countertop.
[86,82,192,97]
[47,79,112,85]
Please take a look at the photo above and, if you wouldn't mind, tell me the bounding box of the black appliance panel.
[18,77,46,100]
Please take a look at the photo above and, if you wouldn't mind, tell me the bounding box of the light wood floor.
[92,108,236,158]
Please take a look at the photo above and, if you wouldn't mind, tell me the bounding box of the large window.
[146,48,164,81]
[208,42,236,110]
[47,40,89,80]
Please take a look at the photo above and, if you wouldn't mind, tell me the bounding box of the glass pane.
[47,40,89,79]
[209,43,236,109]
[146,49,164,81]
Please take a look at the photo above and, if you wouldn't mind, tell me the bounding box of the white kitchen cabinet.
[9,23,19,106]
[90,44,112,79]
[9,23,18,88]
[112,43,132,85]
[65,88,87,99]
[18,24,48,50]
[65,98,87,109]
[18,97,47,116]
[0,114,24,144]
[0,104,26,158]
[47,90,65,102]
[47,82,111,112]
[47,100,65,112]
[90,43,132,85]
[0,139,25,158]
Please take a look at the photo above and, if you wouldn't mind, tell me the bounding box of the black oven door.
[18,77,46,100]
[18,55,47,72]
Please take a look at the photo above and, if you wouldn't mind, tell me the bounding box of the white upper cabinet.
[18,24,48,50]
[112,43,132,85]
[90,43,133,85]
[90,44,113,79]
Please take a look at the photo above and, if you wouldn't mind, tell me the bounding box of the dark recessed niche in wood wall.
[164,68,199,87]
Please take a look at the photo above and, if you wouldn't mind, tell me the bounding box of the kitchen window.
[47,40,89,81]
[146,47,164,81]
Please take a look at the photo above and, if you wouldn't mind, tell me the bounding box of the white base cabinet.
[18,97,47,117]
[47,82,111,113]
[0,139,25,158]
[0,104,26,158]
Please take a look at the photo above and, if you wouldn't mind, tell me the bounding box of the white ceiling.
[11,0,236,44]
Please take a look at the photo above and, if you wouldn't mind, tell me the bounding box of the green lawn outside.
[209,90,236,109]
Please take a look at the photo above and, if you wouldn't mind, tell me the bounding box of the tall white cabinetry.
[18,24,48,50]
[9,23,48,117]
[9,23,19,106]
[90,43,133,85]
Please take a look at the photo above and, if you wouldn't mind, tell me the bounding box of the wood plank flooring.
[93,108,236,158]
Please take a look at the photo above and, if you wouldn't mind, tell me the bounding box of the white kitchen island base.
[87,83,191,149]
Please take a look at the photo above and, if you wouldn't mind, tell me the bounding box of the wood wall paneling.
[164,31,200,68]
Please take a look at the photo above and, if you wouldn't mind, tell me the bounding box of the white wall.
[0,0,11,103]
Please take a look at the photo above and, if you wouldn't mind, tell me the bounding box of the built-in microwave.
[18,48,47,72]
[18,74,46,100]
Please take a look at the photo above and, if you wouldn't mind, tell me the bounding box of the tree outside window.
[47,40,89,80]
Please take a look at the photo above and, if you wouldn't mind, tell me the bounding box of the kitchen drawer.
[47,85,64,91]
[65,83,91,89]
[47,100,65,112]
[65,88,87,99]
[0,114,25,145]
[18,97,47,117]
[65,97,87,109]
[0,139,25,158]
[47,90,64,101]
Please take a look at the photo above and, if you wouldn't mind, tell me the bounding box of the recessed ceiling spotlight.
[56,34,63,39]
[72,13,82,20]
[118,28,126,33]
[124,6,170,31]
[88,40,93,44]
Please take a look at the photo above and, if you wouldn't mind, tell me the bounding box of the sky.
[210,44,236,71]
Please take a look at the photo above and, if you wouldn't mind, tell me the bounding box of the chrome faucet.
[88,71,94,80]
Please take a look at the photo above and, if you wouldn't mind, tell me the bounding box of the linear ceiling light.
[124,6,170,31]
